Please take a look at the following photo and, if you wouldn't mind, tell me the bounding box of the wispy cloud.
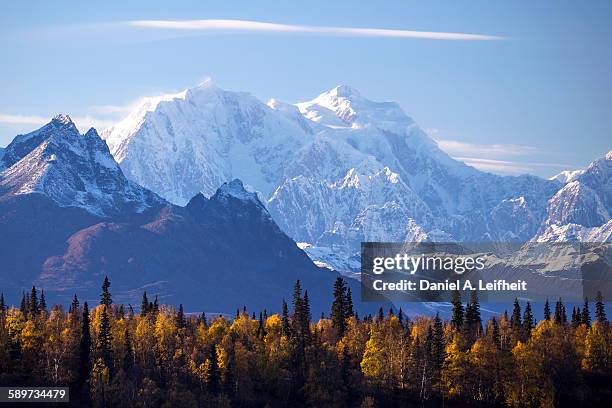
[0,113,114,133]
[455,157,576,175]
[430,134,577,175]
[435,139,540,158]
[0,114,48,126]
[125,19,505,41]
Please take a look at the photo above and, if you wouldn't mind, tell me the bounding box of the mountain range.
[0,115,376,315]
[0,82,609,315]
[101,81,611,273]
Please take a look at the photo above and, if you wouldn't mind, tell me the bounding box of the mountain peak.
[52,113,75,126]
[213,179,267,209]
[328,85,362,99]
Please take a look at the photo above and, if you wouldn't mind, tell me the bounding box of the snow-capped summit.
[214,178,264,208]
[1,116,163,217]
[535,150,612,242]
[101,81,313,204]
[52,113,74,125]
[101,82,604,274]
[296,85,414,133]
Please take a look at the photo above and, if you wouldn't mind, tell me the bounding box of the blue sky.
[1,0,610,177]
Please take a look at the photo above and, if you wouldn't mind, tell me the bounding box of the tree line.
[0,277,610,407]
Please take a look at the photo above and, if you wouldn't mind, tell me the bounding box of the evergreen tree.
[281,299,290,337]
[97,305,113,372]
[571,307,580,329]
[39,290,47,314]
[79,302,92,389]
[257,312,265,338]
[451,289,464,329]
[345,287,354,318]
[140,292,149,316]
[20,292,27,315]
[331,277,347,337]
[510,298,522,331]
[595,291,607,323]
[581,297,591,326]
[463,290,482,339]
[176,304,186,329]
[490,317,501,348]
[398,307,404,326]
[29,286,38,316]
[123,326,134,374]
[152,296,158,315]
[544,299,551,320]
[0,293,5,314]
[207,345,220,395]
[303,290,312,323]
[431,313,446,370]
[70,294,80,317]
[554,298,567,324]
[523,302,534,337]
[100,276,112,308]
[223,356,235,398]
[292,280,303,313]
[377,307,384,322]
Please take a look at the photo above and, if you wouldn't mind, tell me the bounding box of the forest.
[0,277,610,408]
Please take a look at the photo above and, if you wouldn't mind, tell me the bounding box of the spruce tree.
[123,326,134,374]
[97,305,113,372]
[595,291,607,323]
[152,296,159,314]
[176,304,186,329]
[466,290,482,336]
[100,276,112,308]
[431,313,446,370]
[490,317,501,348]
[281,299,290,337]
[510,298,522,331]
[140,292,149,316]
[303,290,311,323]
[20,292,27,316]
[0,293,5,314]
[331,277,347,337]
[544,299,551,320]
[451,290,464,329]
[554,298,567,324]
[571,307,580,329]
[207,345,220,395]
[70,294,80,317]
[39,290,47,314]
[345,287,354,318]
[581,297,591,326]
[29,286,38,316]
[523,302,534,337]
[79,302,92,388]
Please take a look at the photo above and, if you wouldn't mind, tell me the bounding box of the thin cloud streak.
[457,157,578,175]
[126,19,505,41]
[0,114,48,126]
[0,113,114,134]
[436,139,540,158]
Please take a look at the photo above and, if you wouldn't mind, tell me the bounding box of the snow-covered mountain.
[101,82,610,273]
[0,118,383,315]
[1,114,162,217]
[535,151,612,242]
